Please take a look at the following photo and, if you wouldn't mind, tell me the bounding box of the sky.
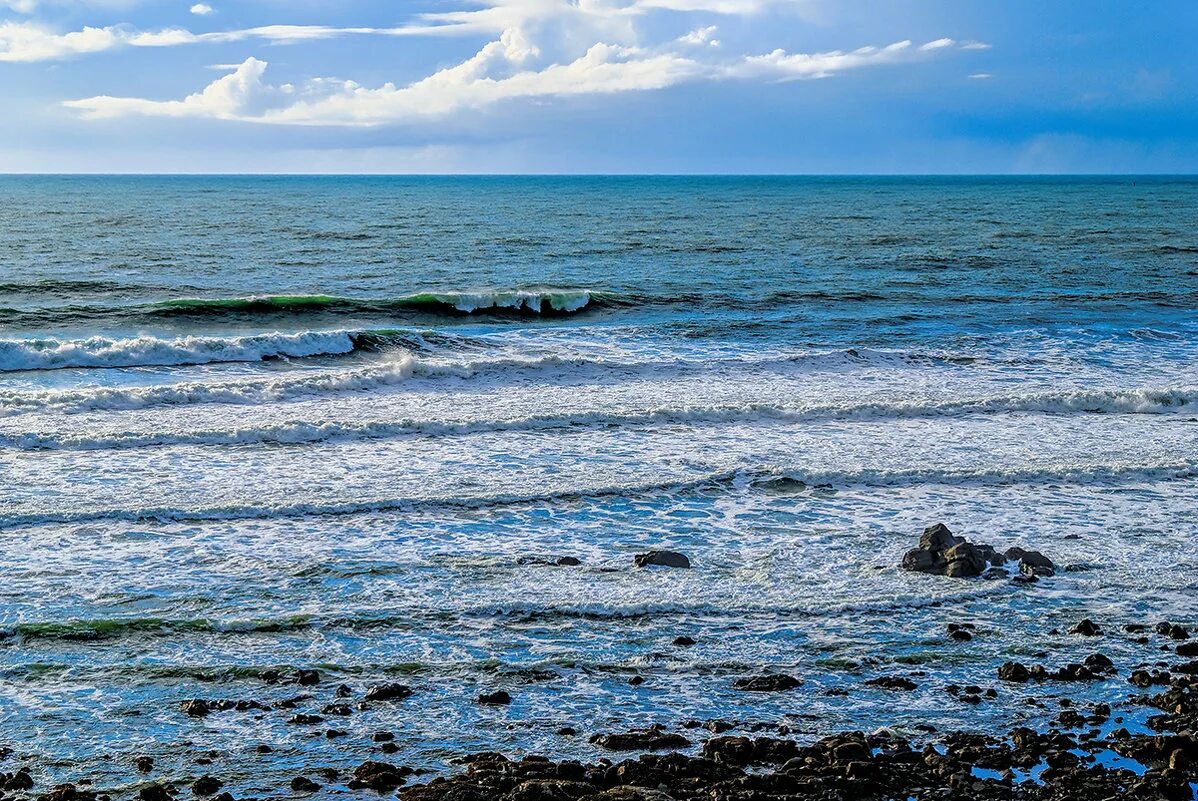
[0,1,1194,173]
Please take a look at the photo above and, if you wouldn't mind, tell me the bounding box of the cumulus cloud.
[679,25,720,46]
[65,36,976,126]
[189,3,212,15]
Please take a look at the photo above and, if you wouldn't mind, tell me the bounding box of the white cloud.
[919,37,954,51]
[969,72,992,79]
[679,25,719,46]
[961,40,991,50]
[65,34,974,126]
[189,3,212,15]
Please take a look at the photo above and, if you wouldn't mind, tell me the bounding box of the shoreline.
[4,611,1196,801]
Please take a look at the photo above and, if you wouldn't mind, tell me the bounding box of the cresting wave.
[0,330,366,372]
[0,346,958,415]
[3,460,1198,530]
[0,288,597,326]
[5,386,1198,451]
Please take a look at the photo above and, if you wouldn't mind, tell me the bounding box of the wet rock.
[364,683,413,702]
[3,770,34,791]
[864,676,918,691]
[1005,547,1056,576]
[1176,642,1198,657]
[134,757,153,773]
[1157,622,1190,640]
[477,691,511,706]
[335,684,353,698]
[702,736,800,766]
[349,760,413,791]
[321,703,352,716]
[632,551,690,569]
[998,662,1031,683]
[1069,619,1102,636]
[289,777,319,793]
[672,636,695,647]
[373,732,395,742]
[627,675,645,686]
[556,727,577,736]
[191,777,221,796]
[294,669,320,686]
[38,785,97,801]
[733,674,802,692]
[138,784,172,801]
[901,524,1003,579]
[518,556,582,567]
[589,726,690,751]
[287,714,324,725]
[180,700,211,718]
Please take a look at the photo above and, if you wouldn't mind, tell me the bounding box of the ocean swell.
[4,387,1198,450]
[0,330,363,372]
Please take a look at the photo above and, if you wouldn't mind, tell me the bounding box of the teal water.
[1,176,1197,793]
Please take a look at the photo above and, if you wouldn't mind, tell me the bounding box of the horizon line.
[1,172,1196,178]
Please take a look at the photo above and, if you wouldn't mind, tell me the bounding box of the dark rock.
[289,777,319,793]
[138,785,172,801]
[348,760,413,791]
[295,669,320,686]
[1005,547,1055,576]
[135,756,153,773]
[1176,642,1198,657]
[477,691,511,705]
[180,700,211,718]
[364,683,413,702]
[556,557,582,567]
[733,674,802,692]
[589,726,690,751]
[627,675,645,686]
[998,662,1031,683]
[321,703,352,716]
[191,777,221,796]
[633,551,690,569]
[672,636,696,647]
[287,714,324,725]
[335,684,353,698]
[373,731,395,742]
[864,676,918,691]
[2,770,34,791]
[1069,619,1102,636]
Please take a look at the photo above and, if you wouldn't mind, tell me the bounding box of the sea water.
[1,176,1196,793]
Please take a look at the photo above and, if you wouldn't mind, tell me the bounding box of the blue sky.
[0,1,1194,173]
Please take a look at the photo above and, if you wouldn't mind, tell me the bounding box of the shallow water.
[1,176,1197,793]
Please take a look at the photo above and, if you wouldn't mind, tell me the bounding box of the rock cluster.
[901,523,1055,579]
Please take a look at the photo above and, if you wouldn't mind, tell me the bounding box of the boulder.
[733,674,802,692]
[633,551,691,569]
[364,683,413,702]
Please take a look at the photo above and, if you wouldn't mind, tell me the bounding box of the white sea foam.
[4,387,1196,450]
[0,330,360,372]
[4,459,1196,529]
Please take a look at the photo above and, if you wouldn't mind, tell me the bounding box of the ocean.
[1,175,1197,795]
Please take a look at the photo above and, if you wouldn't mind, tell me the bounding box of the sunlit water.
[1,176,1196,794]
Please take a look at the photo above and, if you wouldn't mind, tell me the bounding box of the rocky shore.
[3,527,1196,801]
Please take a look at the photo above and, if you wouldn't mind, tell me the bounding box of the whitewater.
[1,175,1197,794]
